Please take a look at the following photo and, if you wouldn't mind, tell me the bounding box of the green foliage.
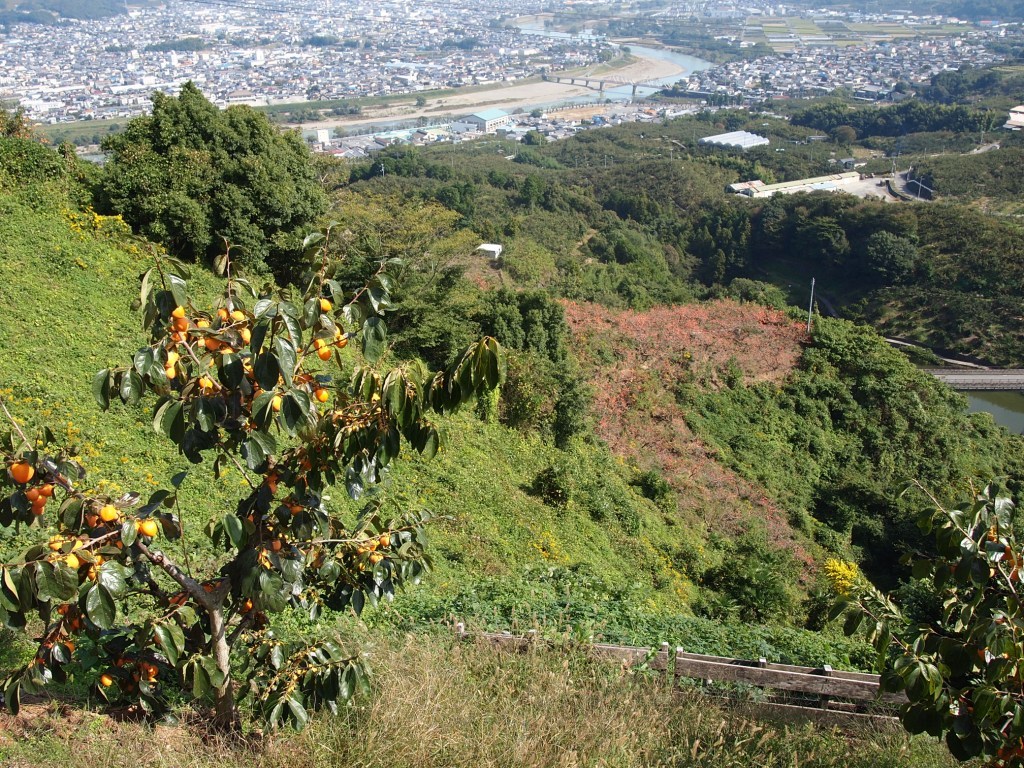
[631,469,672,505]
[144,38,210,52]
[477,290,590,446]
[838,482,1024,764]
[0,136,65,184]
[749,193,1024,364]
[791,100,1001,138]
[479,289,567,364]
[98,83,327,276]
[864,230,919,286]
[919,64,1024,105]
[323,191,482,368]
[911,148,1024,215]
[379,565,874,670]
[688,318,1024,590]
[304,35,340,47]
[699,530,801,623]
[0,107,32,139]
[719,278,789,309]
[496,350,590,447]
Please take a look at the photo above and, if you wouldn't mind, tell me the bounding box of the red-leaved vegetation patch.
[564,300,812,565]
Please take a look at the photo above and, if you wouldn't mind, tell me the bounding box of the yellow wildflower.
[824,558,859,597]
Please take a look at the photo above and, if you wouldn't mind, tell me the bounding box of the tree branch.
[136,539,218,612]
[0,396,31,449]
[227,611,254,645]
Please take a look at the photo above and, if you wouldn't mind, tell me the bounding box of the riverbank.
[287,48,689,132]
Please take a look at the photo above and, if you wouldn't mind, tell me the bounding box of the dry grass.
[0,635,962,768]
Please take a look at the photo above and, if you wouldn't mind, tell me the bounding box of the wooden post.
[821,664,833,710]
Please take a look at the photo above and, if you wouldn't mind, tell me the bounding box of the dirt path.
[292,50,686,132]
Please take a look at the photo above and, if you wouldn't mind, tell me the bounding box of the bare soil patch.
[565,300,812,564]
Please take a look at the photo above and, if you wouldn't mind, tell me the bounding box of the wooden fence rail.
[454,623,906,725]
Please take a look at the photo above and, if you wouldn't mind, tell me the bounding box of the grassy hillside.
[912,147,1024,217]
[0,178,231,507]
[0,158,883,671]
[565,299,1024,610]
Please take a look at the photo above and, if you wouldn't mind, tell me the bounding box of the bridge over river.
[927,369,1024,390]
[541,73,661,97]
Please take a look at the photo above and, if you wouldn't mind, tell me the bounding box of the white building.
[699,131,770,151]
[452,108,510,134]
[1005,106,1024,131]
[729,172,861,198]
[476,243,503,261]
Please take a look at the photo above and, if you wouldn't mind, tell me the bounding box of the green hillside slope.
[0,180,224,498]
[0,146,882,668]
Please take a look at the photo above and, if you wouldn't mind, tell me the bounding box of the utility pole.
[807,277,815,334]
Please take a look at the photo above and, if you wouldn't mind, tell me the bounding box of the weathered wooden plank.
[475,630,537,652]
[673,655,883,700]
[673,649,878,683]
[739,699,901,729]
[454,624,905,706]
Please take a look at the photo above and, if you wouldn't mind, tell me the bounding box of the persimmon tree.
[832,481,1024,766]
[0,227,505,729]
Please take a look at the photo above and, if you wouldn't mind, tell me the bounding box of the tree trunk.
[208,604,236,728]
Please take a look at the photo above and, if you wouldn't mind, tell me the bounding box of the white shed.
[476,243,503,261]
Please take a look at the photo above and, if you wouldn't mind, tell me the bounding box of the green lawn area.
[40,118,127,145]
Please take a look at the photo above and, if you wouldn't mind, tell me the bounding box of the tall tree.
[99,83,327,276]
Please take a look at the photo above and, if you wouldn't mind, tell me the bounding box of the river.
[966,392,1024,434]
[514,20,714,103]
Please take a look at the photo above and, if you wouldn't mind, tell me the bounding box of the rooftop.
[699,130,770,149]
[471,108,509,121]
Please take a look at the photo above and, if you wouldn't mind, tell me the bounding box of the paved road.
[927,369,1024,390]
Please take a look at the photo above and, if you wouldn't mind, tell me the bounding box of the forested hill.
[0,0,139,24]
[4,87,1024,633]
[346,105,1024,365]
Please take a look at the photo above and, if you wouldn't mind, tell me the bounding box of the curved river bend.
[514,22,714,105]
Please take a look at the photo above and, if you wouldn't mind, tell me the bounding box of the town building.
[729,171,861,197]
[453,108,511,134]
